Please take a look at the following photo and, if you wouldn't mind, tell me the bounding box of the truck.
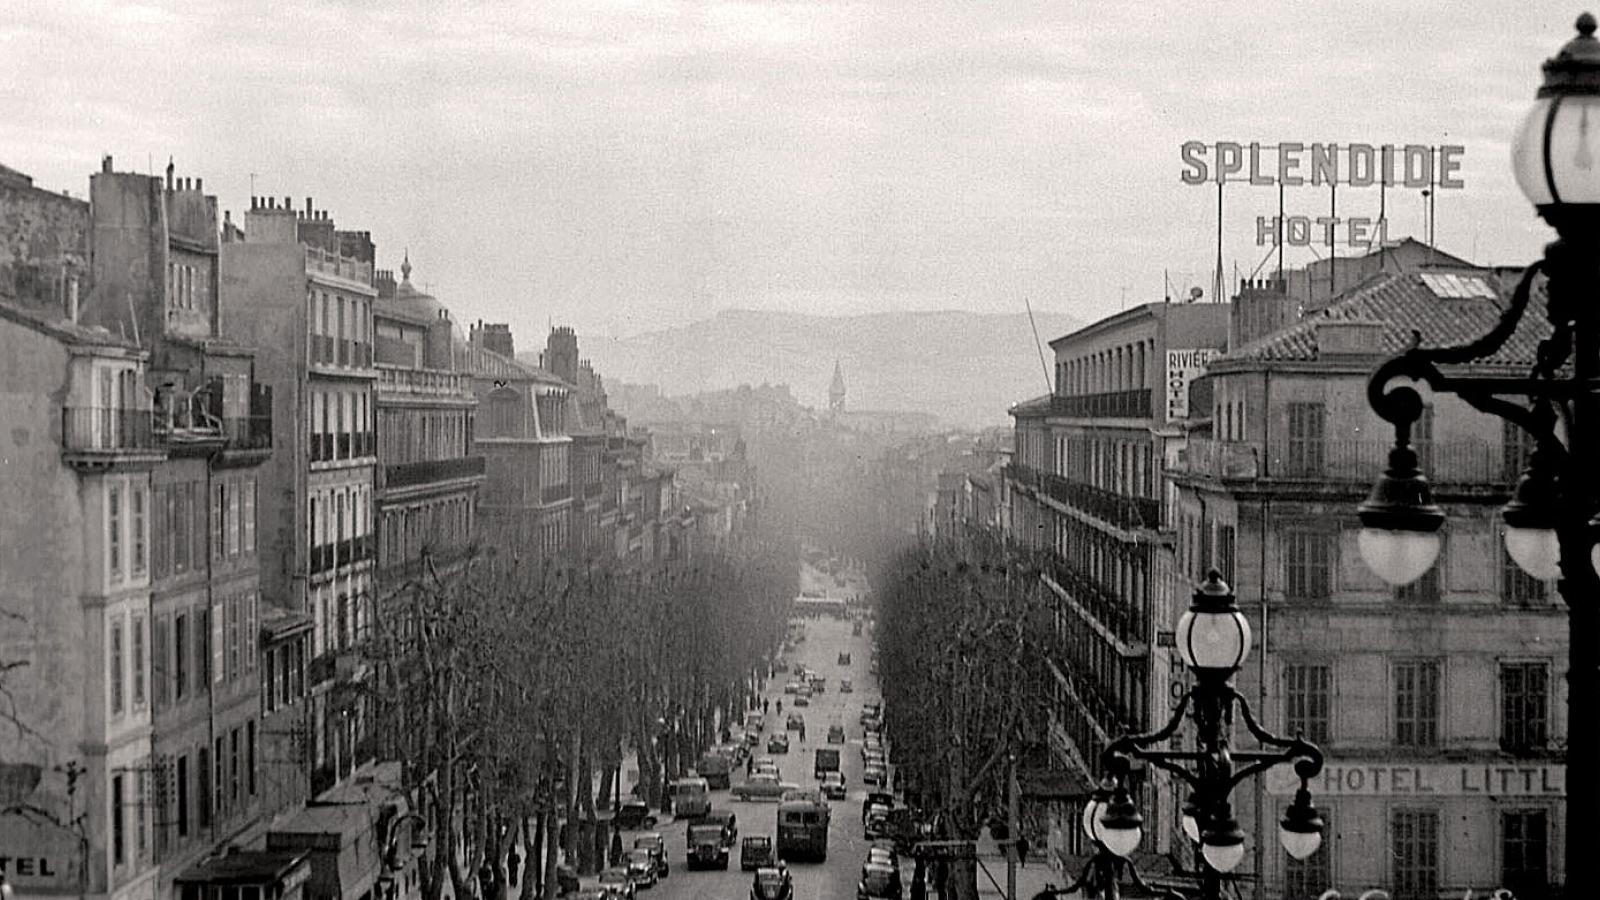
[698,750,733,789]
[813,747,841,780]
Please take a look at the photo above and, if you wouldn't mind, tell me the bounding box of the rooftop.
[1216,268,1549,369]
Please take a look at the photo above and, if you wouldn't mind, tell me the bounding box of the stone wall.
[0,166,89,312]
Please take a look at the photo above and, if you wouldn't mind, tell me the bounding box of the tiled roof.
[1220,269,1550,368]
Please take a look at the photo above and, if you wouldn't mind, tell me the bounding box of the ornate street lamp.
[1033,572,1323,900]
[1356,15,1600,897]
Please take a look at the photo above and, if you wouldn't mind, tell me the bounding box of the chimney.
[102,155,114,174]
[306,197,314,216]
[165,157,174,190]
[195,177,202,192]
[283,195,291,211]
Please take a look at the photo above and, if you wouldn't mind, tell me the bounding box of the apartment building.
[1006,300,1231,866]
[221,196,378,798]
[1169,271,1567,898]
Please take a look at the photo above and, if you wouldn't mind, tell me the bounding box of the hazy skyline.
[2,1,1577,344]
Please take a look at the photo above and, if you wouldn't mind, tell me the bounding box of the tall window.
[247,720,258,795]
[131,615,147,708]
[152,615,170,709]
[174,613,188,701]
[1284,664,1331,743]
[1500,662,1549,754]
[212,483,225,561]
[132,486,147,575]
[1214,524,1236,586]
[1394,660,1441,748]
[109,617,126,716]
[174,483,191,573]
[1284,530,1332,599]
[1284,808,1332,898]
[109,484,123,577]
[1501,810,1548,897]
[1503,418,1537,482]
[1391,809,1440,900]
[175,755,189,838]
[111,773,126,865]
[1285,402,1325,476]
[227,484,240,558]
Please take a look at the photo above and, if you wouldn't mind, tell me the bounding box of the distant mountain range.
[530,309,1083,428]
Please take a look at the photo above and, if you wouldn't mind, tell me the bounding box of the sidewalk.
[972,830,1068,899]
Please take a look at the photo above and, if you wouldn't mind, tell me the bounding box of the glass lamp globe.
[1096,787,1145,860]
[1279,823,1324,861]
[1512,14,1600,208]
[1201,839,1247,873]
[1505,525,1562,581]
[1181,812,1201,844]
[1080,795,1106,842]
[1175,608,1251,672]
[1357,527,1442,586]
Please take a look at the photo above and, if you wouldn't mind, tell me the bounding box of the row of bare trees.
[366,530,795,900]
[873,529,1055,900]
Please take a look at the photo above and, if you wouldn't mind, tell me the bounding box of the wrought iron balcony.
[1055,389,1153,419]
[1178,437,1508,487]
[541,483,571,504]
[381,455,485,491]
[1006,464,1159,531]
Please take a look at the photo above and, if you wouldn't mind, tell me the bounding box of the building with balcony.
[221,196,378,799]
[463,324,572,563]
[0,157,285,900]
[1168,269,1567,898]
[1005,300,1230,868]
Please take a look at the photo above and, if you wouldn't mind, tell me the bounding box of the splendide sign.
[1265,762,1565,797]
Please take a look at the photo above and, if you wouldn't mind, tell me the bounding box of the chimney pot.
[306,197,313,215]
[284,195,291,211]
[102,155,114,174]
[195,177,202,192]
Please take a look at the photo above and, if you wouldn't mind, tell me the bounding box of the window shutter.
[212,600,224,684]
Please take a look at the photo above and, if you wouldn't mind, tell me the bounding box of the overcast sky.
[0,0,1579,343]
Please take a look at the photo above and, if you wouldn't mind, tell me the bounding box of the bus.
[776,795,830,862]
[671,777,711,819]
[793,596,848,619]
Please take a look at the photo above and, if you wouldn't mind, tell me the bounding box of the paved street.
[598,613,881,900]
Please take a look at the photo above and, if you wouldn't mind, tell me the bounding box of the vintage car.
[863,763,888,787]
[767,733,790,754]
[840,679,854,694]
[595,868,637,900]
[857,861,902,899]
[733,773,799,802]
[864,805,893,840]
[740,835,776,870]
[792,694,810,708]
[750,866,794,900]
[820,771,847,800]
[786,713,806,731]
[838,652,852,665]
[827,724,846,744]
[686,821,732,870]
[624,849,658,887]
[631,833,669,878]
[861,792,895,824]
[613,798,658,830]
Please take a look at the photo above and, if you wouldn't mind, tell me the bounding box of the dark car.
[556,863,581,894]
[613,798,658,830]
[863,763,888,787]
[687,822,731,869]
[632,833,669,878]
[750,866,794,900]
[820,772,847,800]
[786,713,805,730]
[840,679,854,694]
[862,792,895,823]
[838,652,852,665]
[793,695,810,708]
[827,724,846,744]
[767,733,790,754]
[858,861,902,899]
[740,835,776,870]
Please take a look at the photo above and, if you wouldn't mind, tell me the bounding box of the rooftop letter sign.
[1179,142,1466,252]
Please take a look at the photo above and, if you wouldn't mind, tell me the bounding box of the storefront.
[174,850,311,900]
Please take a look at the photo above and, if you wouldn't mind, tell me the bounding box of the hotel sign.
[1178,141,1466,249]
[1166,348,1217,421]
[1265,762,1565,798]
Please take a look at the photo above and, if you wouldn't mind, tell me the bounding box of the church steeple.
[829,360,846,413]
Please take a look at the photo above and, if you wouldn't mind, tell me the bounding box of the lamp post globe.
[1080,784,1111,843]
[1175,570,1251,672]
[1278,788,1326,861]
[1096,785,1145,860]
[1199,803,1247,874]
[1356,442,1445,585]
[1512,13,1600,214]
[1180,793,1203,844]
[1501,462,1564,579]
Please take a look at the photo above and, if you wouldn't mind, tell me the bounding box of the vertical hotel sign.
[1166,349,1217,420]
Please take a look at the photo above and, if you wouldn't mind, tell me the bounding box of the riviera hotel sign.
[1179,141,1466,249]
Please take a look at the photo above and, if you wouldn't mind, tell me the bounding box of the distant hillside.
[537,310,1082,428]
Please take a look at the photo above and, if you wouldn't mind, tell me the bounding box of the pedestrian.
[609,829,623,867]
[763,698,769,715]
[1016,835,1030,868]
[746,754,754,776]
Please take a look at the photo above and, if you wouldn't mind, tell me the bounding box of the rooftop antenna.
[1022,295,1053,395]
